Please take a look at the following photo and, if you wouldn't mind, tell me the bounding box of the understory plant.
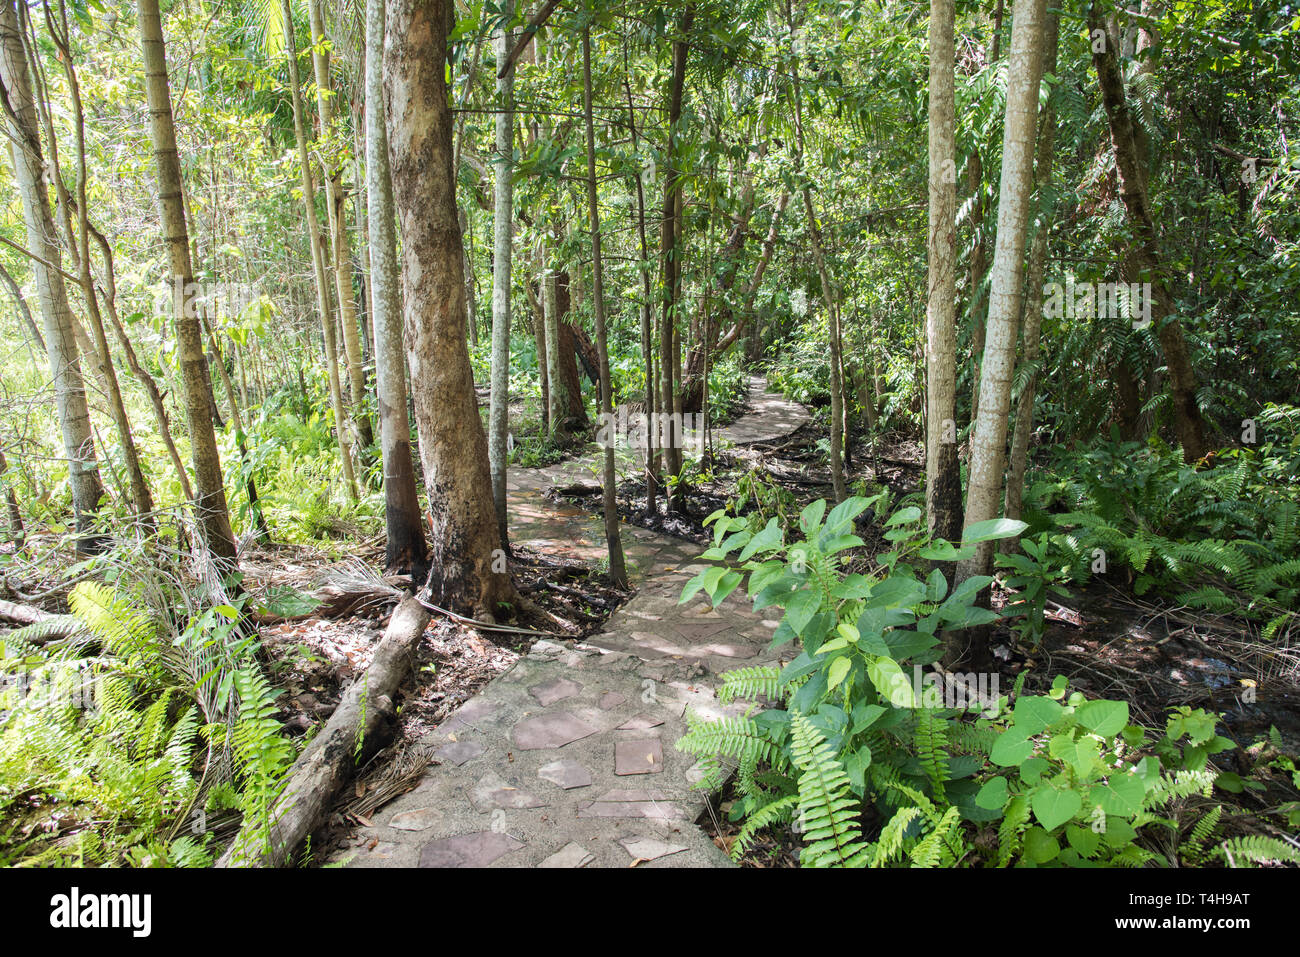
[677,494,1273,867]
[0,576,296,866]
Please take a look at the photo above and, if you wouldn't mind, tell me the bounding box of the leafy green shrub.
[676,494,1022,866]
[677,494,1247,868]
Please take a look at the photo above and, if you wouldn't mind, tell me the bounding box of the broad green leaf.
[962,518,1029,544]
[784,589,821,636]
[826,655,852,691]
[1031,785,1083,831]
[799,499,827,535]
[975,776,1009,810]
[990,729,1034,767]
[738,518,782,561]
[1076,699,1129,737]
[885,505,922,527]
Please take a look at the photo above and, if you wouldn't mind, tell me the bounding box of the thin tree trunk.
[957,0,1047,601]
[966,0,1004,429]
[487,2,516,550]
[925,0,963,545]
[138,0,238,574]
[622,34,659,512]
[0,0,106,553]
[385,0,519,617]
[51,6,155,533]
[203,316,270,542]
[307,0,373,452]
[582,25,628,588]
[788,16,846,503]
[282,0,359,501]
[714,190,789,354]
[1005,10,1060,526]
[366,0,428,576]
[89,225,195,505]
[659,7,693,511]
[1089,3,1207,463]
[460,206,478,345]
[0,261,44,357]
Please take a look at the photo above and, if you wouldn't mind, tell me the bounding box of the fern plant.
[0,580,296,867]
[677,494,1024,866]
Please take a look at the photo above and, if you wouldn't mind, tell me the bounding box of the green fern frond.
[1216,835,1300,867]
[791,711,868,868]
[717,665,783,705]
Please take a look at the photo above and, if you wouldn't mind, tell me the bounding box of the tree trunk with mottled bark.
[0,0,106,553]
[1005,10,1060,527]
[138,0,238,575]
[366,0,428,577]
[487,1,515,550]
[384,0,519,618]
[958,0,1047,596]
[926,0,964,546]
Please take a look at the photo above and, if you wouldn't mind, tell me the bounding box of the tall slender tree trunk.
[487,1,515,550]
[366,0,428,576]
[307,0,373,453]
[0,0,106,554]
[282,0,359,502]
[90,226,195,505]
[1005,10,1060,526]
[788,18,846,503]
[582,25,628,588]
[966,0,1004,429]
[925,0,963,545]
[384,0,518,618]
[621,30,659,512]
[137,0,238,573]
[542,252,567,433]
[58,22,155,533]
[957,0,1047,595]
[659,7,693,511]
[1089,3,1207,463]
[0,261,44,358]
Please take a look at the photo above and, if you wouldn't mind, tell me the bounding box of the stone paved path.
[335,378,809,868]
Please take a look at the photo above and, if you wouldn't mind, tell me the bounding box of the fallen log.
[0,598,51,626]
[217,594,431,868]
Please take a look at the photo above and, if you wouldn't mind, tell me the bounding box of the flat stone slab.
[419,831,524,867]
[529,676,583,706]
[614,737,664,776]
[540,842,595,868]
[435,740,485,766]
[472,773,547,811]
[616,713,665,731]
[537,758,592,790]
[598,691,627,710]
[512,711,598,750]
[389,806,445,832]
[439,697,500,734]
[576,797,687,821]
[620,836,688,862]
